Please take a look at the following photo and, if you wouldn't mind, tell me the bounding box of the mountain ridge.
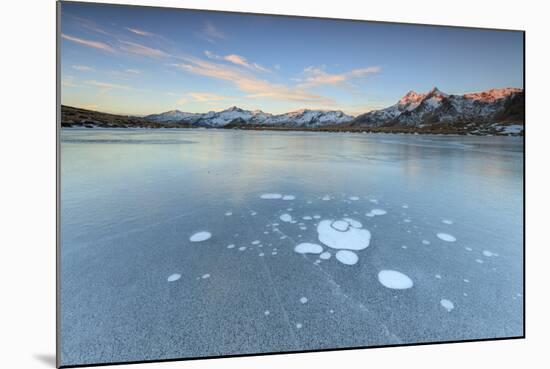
[61,87,524,135]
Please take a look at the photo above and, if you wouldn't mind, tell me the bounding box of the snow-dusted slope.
[145,110,202,122]
[264,109,353,127]
[352,87,524,128]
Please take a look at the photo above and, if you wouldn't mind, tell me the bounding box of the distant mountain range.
[145,106,354,128]
[61,87,524,135]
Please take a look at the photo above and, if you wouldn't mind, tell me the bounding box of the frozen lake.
[60,128,524,366]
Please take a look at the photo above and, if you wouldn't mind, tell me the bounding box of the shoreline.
[60,125,524,137]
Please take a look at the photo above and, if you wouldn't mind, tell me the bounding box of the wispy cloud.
[171,57,334,105]
[61,34,115,53]
[125,27,155,37]
[85,80,130,90]
[124,68,142,74]
[298,65,381,88]
[72,65,94,71]
[205,51,271,73]
[187,92,230,102]
[197,22,226,43]
[119,40,169,58]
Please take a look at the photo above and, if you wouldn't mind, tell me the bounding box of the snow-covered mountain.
[352,87,524,128]
[146,106,353,127]
[144,110,202,122]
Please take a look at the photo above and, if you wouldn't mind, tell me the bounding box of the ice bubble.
[296,323,303,329]
[442,219,453,225]
[377,270,414,289]
[227,244,235,249]
[167,273,181,282]
[299,226,307,230]
[259,253,265,257]
[366,209,387,217]
[261,193,282,199]
[321,195,331,201]
[343,218,362,228]
[272,251,278,255]
[313,215,321,219]
[369,199,379,204]
[335,250,359,265]
[440,299,454,312]
[422,240,430,245]
[190,231,212,242]
[201,274,210,279]
[331,220,350,231]
[303,216,312,220]
[402,245,408,249]
[435,274,442,279]
[404,218,411,223]
[251,240,260,245]
[349,196,360,201]
[282,195,296,200]
[318,219,371,251]
[402,204,409,209]
[463,279,470,283]
[294,243,323,254]
[264,310,270,316]
[475,259,484,264]
[238,246,247,251]
[465,247,473,251]
[437,233,456,242]
[225,211,233,216]
[300,297,308,304]
[329,309,334,314]
[483,250,497,257]
[320,251,331,260]
[280,214,293,222]
[250,211,257,216]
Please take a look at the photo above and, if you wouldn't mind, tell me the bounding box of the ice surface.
[294,243,323,254]
[317,219,371,251]
[260,193,282,199]
[167,273,181,282]
[440,299,455,312]
[377,270,414,289]
[437,233,456,242]
[335,250,359,265]
[280,214,293,222]
[189,231,212,242]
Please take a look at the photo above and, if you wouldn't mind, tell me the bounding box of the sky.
[60,2,524,116]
